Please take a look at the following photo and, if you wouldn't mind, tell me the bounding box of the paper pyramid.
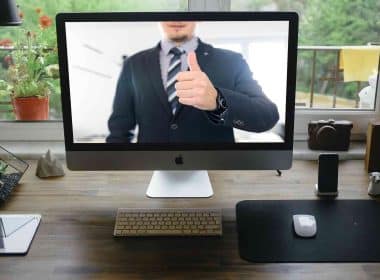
[36,150,65,178]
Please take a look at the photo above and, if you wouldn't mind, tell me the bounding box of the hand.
[175,51,218,111]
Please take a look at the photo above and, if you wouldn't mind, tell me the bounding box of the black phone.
[316,153,339,196]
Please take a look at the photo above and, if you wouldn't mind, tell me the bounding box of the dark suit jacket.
[107,40,279,143]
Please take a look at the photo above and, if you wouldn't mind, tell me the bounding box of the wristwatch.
[206,89,228,124]
[210,90,228,122]
[216,90,227,111]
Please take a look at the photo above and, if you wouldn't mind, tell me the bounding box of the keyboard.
[114,208,222,237]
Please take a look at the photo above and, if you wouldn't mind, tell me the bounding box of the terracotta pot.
[12,96,49,120]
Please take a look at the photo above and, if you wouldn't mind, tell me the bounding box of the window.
[232,0,380,111]
[1,0,379,141]
[0,0,187,122]
[231,0,380,139]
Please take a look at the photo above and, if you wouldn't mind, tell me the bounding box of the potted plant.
[1,10,58,120]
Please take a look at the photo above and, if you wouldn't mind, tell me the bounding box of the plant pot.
[12,96,49,120]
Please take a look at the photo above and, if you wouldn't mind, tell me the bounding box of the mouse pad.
[236,200,380,262]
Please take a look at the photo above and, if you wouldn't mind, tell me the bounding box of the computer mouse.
[292,215,317,238]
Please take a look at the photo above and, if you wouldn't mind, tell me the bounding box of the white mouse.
[292,215,317,238]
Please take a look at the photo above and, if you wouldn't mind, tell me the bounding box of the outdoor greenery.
[4,28,60,98]
[0,0,186,120]
[0,2,61,119]
[297,0,379,105]
[233,0,380,107]
[232,0,380,45]
[0,0,379,119]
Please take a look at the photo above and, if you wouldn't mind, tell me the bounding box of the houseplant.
[1,10,58,120]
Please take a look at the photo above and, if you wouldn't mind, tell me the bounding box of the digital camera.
[308,119,353,151]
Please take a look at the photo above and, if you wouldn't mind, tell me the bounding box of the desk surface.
[1,160,379,279]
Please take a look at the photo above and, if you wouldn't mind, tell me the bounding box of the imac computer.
[56,12,298,198]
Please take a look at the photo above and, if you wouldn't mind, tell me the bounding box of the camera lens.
[316,125,337,149]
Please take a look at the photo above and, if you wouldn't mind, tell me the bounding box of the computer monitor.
[56,12,298,198]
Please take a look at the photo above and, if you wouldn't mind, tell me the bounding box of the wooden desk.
[1,160,379,279]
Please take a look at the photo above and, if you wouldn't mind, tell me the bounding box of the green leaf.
[0,161,8,175]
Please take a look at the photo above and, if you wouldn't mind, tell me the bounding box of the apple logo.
[174,155,184,165]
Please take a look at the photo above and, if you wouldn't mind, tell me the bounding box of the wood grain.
[0,160,379,280]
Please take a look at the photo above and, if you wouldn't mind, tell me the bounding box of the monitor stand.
[146,170,213,198]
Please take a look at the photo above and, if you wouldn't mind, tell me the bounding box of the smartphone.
[315,153,339,196]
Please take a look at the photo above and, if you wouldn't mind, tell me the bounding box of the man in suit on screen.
[107,22,279,143]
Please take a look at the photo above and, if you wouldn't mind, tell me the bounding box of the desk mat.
[236,200,380,262]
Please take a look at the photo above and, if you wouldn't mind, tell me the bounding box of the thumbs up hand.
[175,51,218,111]
[187,51,201,71]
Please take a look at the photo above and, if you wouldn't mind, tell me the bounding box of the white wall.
[65,21,289,142]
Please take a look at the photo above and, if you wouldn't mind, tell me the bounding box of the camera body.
[308,119,353,151]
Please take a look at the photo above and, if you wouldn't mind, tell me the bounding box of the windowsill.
[0,140,366,161]
[293,141,365,160]
[0,141,66,160]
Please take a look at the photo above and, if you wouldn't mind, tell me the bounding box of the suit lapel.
[174,40,213,118]
[195,39,213,72]
[145,44,172,116]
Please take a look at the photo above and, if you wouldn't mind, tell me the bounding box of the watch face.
[218,93,227,110]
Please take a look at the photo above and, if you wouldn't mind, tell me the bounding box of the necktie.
[166,47,184,115]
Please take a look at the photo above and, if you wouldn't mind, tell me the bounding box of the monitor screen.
[62,19,291,145]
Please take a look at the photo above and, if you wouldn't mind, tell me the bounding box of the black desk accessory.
[236,200,380,262]
[0,0,22,26]
[315,153,339,197]
[308,119,353,151]
[365,120,380,173]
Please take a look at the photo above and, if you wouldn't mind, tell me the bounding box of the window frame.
[294,97,380,140]
[0,0,378,142]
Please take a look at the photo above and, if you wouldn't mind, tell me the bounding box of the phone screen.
[318,154,339,192]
